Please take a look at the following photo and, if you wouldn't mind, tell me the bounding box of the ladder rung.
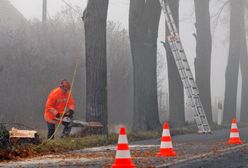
[160,0,211,134]
[192,105,202,108]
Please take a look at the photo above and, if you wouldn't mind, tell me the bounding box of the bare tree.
[107,21,133,126]
[194,0,213,123]
[83,0,109,134]
[166,0,185,127]
[239,0,248,122]
[223,0,244,123]
[42,0,47,23]
[129,0,161,131]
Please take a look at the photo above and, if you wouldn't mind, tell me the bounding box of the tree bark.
[238,0,248,122]
[223,0,242,124]
[129,0,161,131]
[166,0,185,127]
[83,0,109,134]
[194,0,213,123]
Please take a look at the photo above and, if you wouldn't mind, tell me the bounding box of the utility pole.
[42,0,47,23]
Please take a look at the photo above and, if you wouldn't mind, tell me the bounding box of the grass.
[0,130,163,159]
[35,134,117,153]
[2,122,246,161]
[34,124,200,154]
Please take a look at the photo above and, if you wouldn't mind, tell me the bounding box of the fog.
[0,0,246,130]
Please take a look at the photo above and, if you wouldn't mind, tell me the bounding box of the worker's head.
[59,79,71,93]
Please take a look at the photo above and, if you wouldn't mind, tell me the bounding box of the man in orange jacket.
[44,79,75,139]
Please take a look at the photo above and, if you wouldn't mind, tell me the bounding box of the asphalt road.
[170,145,248,168]
[133,126,248,145]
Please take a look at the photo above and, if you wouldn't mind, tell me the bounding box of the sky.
[9,0,129,27]
[8,0,194,50]
[8,0,192,41]
[9,0,233,121]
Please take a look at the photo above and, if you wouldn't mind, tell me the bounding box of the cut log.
[9,128,40,145]
[9,128,37,138]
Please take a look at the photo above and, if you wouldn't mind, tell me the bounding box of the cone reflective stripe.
[112,127,136,168]
[116,150,131,158]
[228,118,243,145]
[231,123,237,129]
[118,135,128,144]
[157,122,176,157]
[160,142,173,148]
[162,129,170,136]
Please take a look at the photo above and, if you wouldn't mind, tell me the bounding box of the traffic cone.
[228,118,243,145]
[157,122,176,157]
[112,127,136,168]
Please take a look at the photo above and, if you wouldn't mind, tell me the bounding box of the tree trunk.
[83,0,109,134]
[194,0,213,123]
[223,1,242,124]
[129,0,161,131]
[42,0,47,23]
[239,0,248,122]
[166,0,185,127]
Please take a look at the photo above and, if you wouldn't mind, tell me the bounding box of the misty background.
[0,0,239,129]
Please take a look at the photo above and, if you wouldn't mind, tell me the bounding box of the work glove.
[56,113,61,118]
[65,109,74,118]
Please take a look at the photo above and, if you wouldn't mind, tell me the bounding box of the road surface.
[171,144,248,168]
[1,127,248,168]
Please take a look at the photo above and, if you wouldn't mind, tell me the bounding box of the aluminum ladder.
[159,0,211,133]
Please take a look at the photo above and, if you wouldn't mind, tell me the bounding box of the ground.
[1,127,248,167]
[171,145,248,168]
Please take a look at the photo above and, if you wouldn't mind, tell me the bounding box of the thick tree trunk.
[129,0,161,131]
[223,1,242,124]
[239,0,248,122]
[166,0,185,127]
[83,0,109,134]
[194,0,213,123]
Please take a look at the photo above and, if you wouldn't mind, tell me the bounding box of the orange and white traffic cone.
[157,122,176,157]
[228,118,243,145]
[112,127,136,168]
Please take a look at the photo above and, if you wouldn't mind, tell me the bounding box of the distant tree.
[83,0,109,134]
[0,5,130,130]
[0,12,85,128]
[129,0,161,131]
[194,0,213,123]
[238,0,248,122]
[165,0,185,127]
[223,0,244,123]
[107,21,133,126]
[42,0,47,23]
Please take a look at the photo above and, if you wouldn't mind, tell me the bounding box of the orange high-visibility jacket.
[44,87,74,124]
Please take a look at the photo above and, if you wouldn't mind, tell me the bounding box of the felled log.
[9,128,37,138]
[9,128,40,145]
